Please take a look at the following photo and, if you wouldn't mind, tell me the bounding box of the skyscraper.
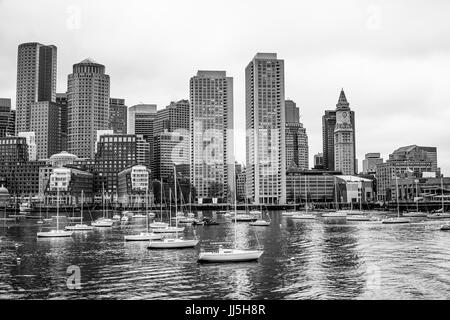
[127,104,157,171]
[334,89,355,175]
[56,93,68,151]
[67,58,110,159]
[285,100,308,170]
[154,100,190,137]
[30,101,61,159]
[322,90,356,172]
[190,70,233,202]
[0,98,11,137]
[7,110,15,136]
[16,42,57,134]
[109,98,127,134]
[246,53,286,205]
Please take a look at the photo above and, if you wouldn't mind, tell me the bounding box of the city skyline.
[0,1,449,175]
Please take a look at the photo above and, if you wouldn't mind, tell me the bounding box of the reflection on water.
[1,210,450,299]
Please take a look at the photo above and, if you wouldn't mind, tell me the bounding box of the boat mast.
[160,179,163,222]
[146,185,149,233]
[334,176,339,211]
[442,177,445,212]
[304,174,308,214]
[415,180,419,213]
[81,190,84,224]
[234,161,237,249]
[56,186,60,231]
[396,176,400,218]
[174,165,178,215]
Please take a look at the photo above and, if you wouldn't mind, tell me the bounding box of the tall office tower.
[285,100,309,170]
[322,91,356,172]
[154,99,190,136]
[128,104,157,171]
[363,153,383,174]
[153,131,189,182]
[314,153,324,170]
[0,98,11,137]
[190,70,234,202]
[18,132,37,161]
[7,110,15,136]
[246,53,286,205]
[109,98,127,134]
[16,42,57,134]
[30,101,61,159]
[67,58,110,159]
[56,93,68,151]
[334,89,356,175]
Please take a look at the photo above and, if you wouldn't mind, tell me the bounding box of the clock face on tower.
[337,110,350,125]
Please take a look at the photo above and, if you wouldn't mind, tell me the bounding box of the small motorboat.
[121,216,129,222]
[427,213,450,219]
[112,214,121,220]
[37,220,44,225]
[19,202,32,213]
[234,214,257,222]
[147,238,199,249]
[202,217,219,226]
[92,218,114,227]
[440,224,450,231]
[132,213,147,219]
[37,230,73,238]
[198,246,263,263]
[124,232,164,241]
[65,224,94,231]
[192,219,204,226]
[147,212,156,218]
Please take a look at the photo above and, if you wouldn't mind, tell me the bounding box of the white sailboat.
[124,187,163,241]
[292,175,315,220]
[149,179,169,229]
[198,162,263,263]
[382,176,410,224]
[37,187,73,238]
[65,190,94,231]
[323,176,347,222]
[151,188,185,234]
[92,183,114,227]
[148,165,198,249]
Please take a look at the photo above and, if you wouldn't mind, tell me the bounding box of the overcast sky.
[0,0,449,175]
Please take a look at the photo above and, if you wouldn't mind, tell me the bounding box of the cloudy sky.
[0,0,449,175]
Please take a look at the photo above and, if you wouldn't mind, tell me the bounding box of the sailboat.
[92,183,114,227]
[292,175,315,220]
[382,176,410,224]
[322,176,347,222]
[249,208,271,226]
[124,186,163,241]
[148,165,198,249]
[198,161,263,263]
[149,179,169,229]
[37,187,73,238]
[65,190,94,231]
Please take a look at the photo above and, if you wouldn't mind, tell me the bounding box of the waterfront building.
[117,165,151,206]
[94,134,149,195]
[246,53,286,205]
[16,42,57,134]
[334,89,356,175]
[56,93,68,151]
[314,153,324,170]
[0,98,11,137]
[190,70,234,203]
[17,132,36,161]
[153,130,189,182]
[29,101,61,159]
[44,167,94,205]
[286,169,341,204]
[363,153,383,174]
[335,175,374,203]
[322,97,356,172]
[0,136,28,163]
[0,161,46,196]
[395,176,450,203]
[390,145,439,174]
[68,58,110,159]
[109,98,127,134]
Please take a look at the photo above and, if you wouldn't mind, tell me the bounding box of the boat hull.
[152,227,185,233]
[382,218,410,224]
[198,250,263,263]
[124,233,164,241]
[249,220,270,226]
[65,224,94,231]
[37,230,73,238]
[147,239,199,249]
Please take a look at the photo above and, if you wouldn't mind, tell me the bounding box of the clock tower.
[334,89,355,175]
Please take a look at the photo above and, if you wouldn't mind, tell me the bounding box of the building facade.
[16,42,57,134]
[190,70,234,202]
[246,53,286,204]
[154,100,190,137]
[30,101,61,159]
[56,93,68,151]
[109,98,127,134]
[334,89,356,175]
[117,165,151,206]
[7,110,16,136]
[314,153,324,170]
[17,132,36,161]
[363,153,383,174]
[68,58,110,159]
[0,98,11,137]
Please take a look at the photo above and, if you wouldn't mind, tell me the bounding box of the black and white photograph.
[0,0,449,309]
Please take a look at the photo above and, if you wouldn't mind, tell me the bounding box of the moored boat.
[198,246,263,263]
[147,238,199,249]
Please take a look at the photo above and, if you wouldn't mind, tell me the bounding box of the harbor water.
[0,210,449,299]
